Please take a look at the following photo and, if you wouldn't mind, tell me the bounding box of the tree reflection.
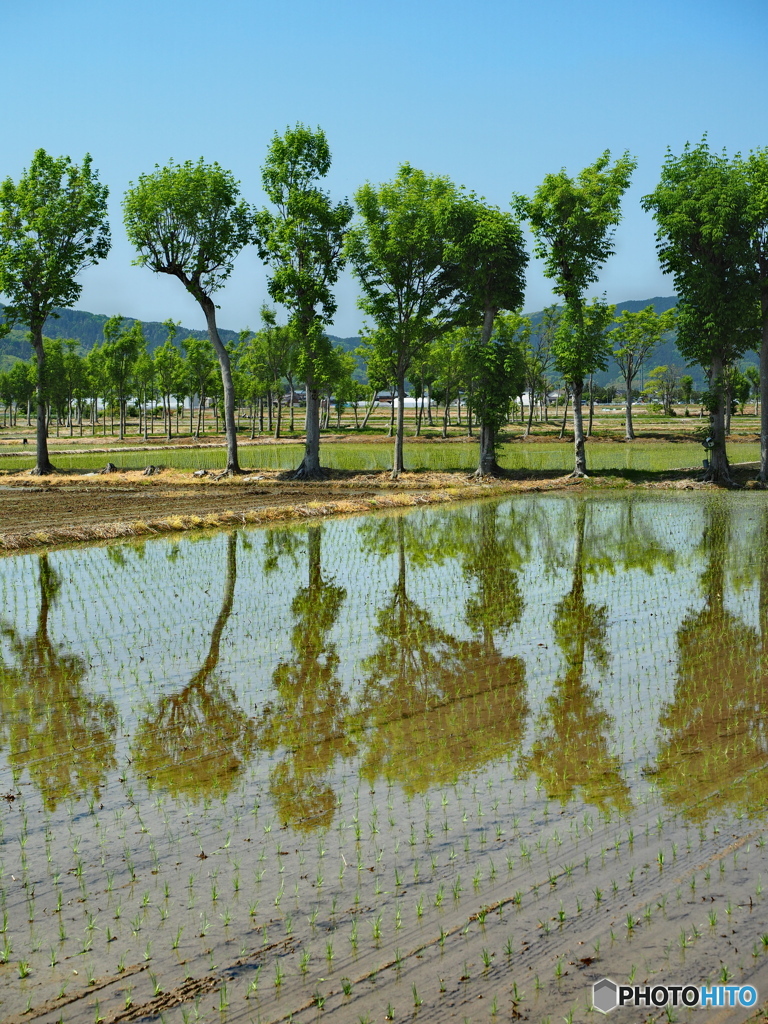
[132,531,255,799]
[355,509,529,794]
[255,525,352,832]
[0,555,117,810]
[653,500,768,820]
[521,501,632,813]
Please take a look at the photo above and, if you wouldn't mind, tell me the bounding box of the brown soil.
[1,462,761,554]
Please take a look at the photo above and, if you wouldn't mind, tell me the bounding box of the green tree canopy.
[516,151,636,475]
[0,149,110,473]
[253,125,352,478]
[123,159,252,472]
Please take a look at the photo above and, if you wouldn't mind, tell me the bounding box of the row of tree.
[0,317,361,440]
[1,135,767,480]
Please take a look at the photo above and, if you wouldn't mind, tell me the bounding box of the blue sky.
[3,0,767,337]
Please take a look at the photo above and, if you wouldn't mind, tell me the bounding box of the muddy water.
[1,492,768,1023]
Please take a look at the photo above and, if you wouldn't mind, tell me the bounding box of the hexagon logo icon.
[593,978,619,1014]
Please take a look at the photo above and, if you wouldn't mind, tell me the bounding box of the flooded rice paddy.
[1,492,768,1023]
[0,439,761,474]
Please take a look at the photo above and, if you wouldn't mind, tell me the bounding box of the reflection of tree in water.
[355,509,529,795]
[0,555,117,810]
[255,526,352,832]
[653,500,768,820]
[132,532,255,799]
[521,501,632,813]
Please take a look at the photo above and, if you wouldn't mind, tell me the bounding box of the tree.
[515,150,637,475]
[123,159,252,473]
[464,312,528,459]
[154,324,184,440]
[346,164,459,477]
[552,297,615,444]
[679,374,695,412]
[523,305,560,435]
[182,335,217,437]
[642,364,682,415]
[741,150,768,478]
[253,125,352,479]
[641,141,755,483]
[102,316,144,439]
[242,308,297,439]
[745,364,761,415]
[429,327,470,438]
[443,198,528,475]
[0,149,110,473]
[611,305,676,438]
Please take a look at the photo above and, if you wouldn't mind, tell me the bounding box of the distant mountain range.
[0,297,757,386]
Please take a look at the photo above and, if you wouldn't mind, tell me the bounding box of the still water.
[1,493,767,1022]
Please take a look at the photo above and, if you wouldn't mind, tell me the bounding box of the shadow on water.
[0,555,117,810]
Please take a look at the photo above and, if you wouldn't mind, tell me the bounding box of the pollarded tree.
[253,125,352,479]
[611,305,677,438]
[515,150,637,476]
[443,198,528,475]
[0,149,110,473]
[123,159,253,473]
[346,164,459,477]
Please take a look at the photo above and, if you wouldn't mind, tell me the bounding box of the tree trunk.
[426,384,434,426]
[289,383,295,432]
[293,379,324,479]
[760,290,768,482]
[201,296,240,473]
[587,375,594,438]
[477,422,501,476]
[274,394,282,439]
[29,329,55,475]
[387,394,395,437]
[624,373,635,440]
[570,380,587,477]
[525,393,534,437]
[702,354,732,485]
[360,395,377,430]
[559,391,570,440]
[391,374,406,478]
[473,306,503,478]
[267,390,273,433]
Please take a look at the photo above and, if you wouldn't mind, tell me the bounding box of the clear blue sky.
[3,0,766,337]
